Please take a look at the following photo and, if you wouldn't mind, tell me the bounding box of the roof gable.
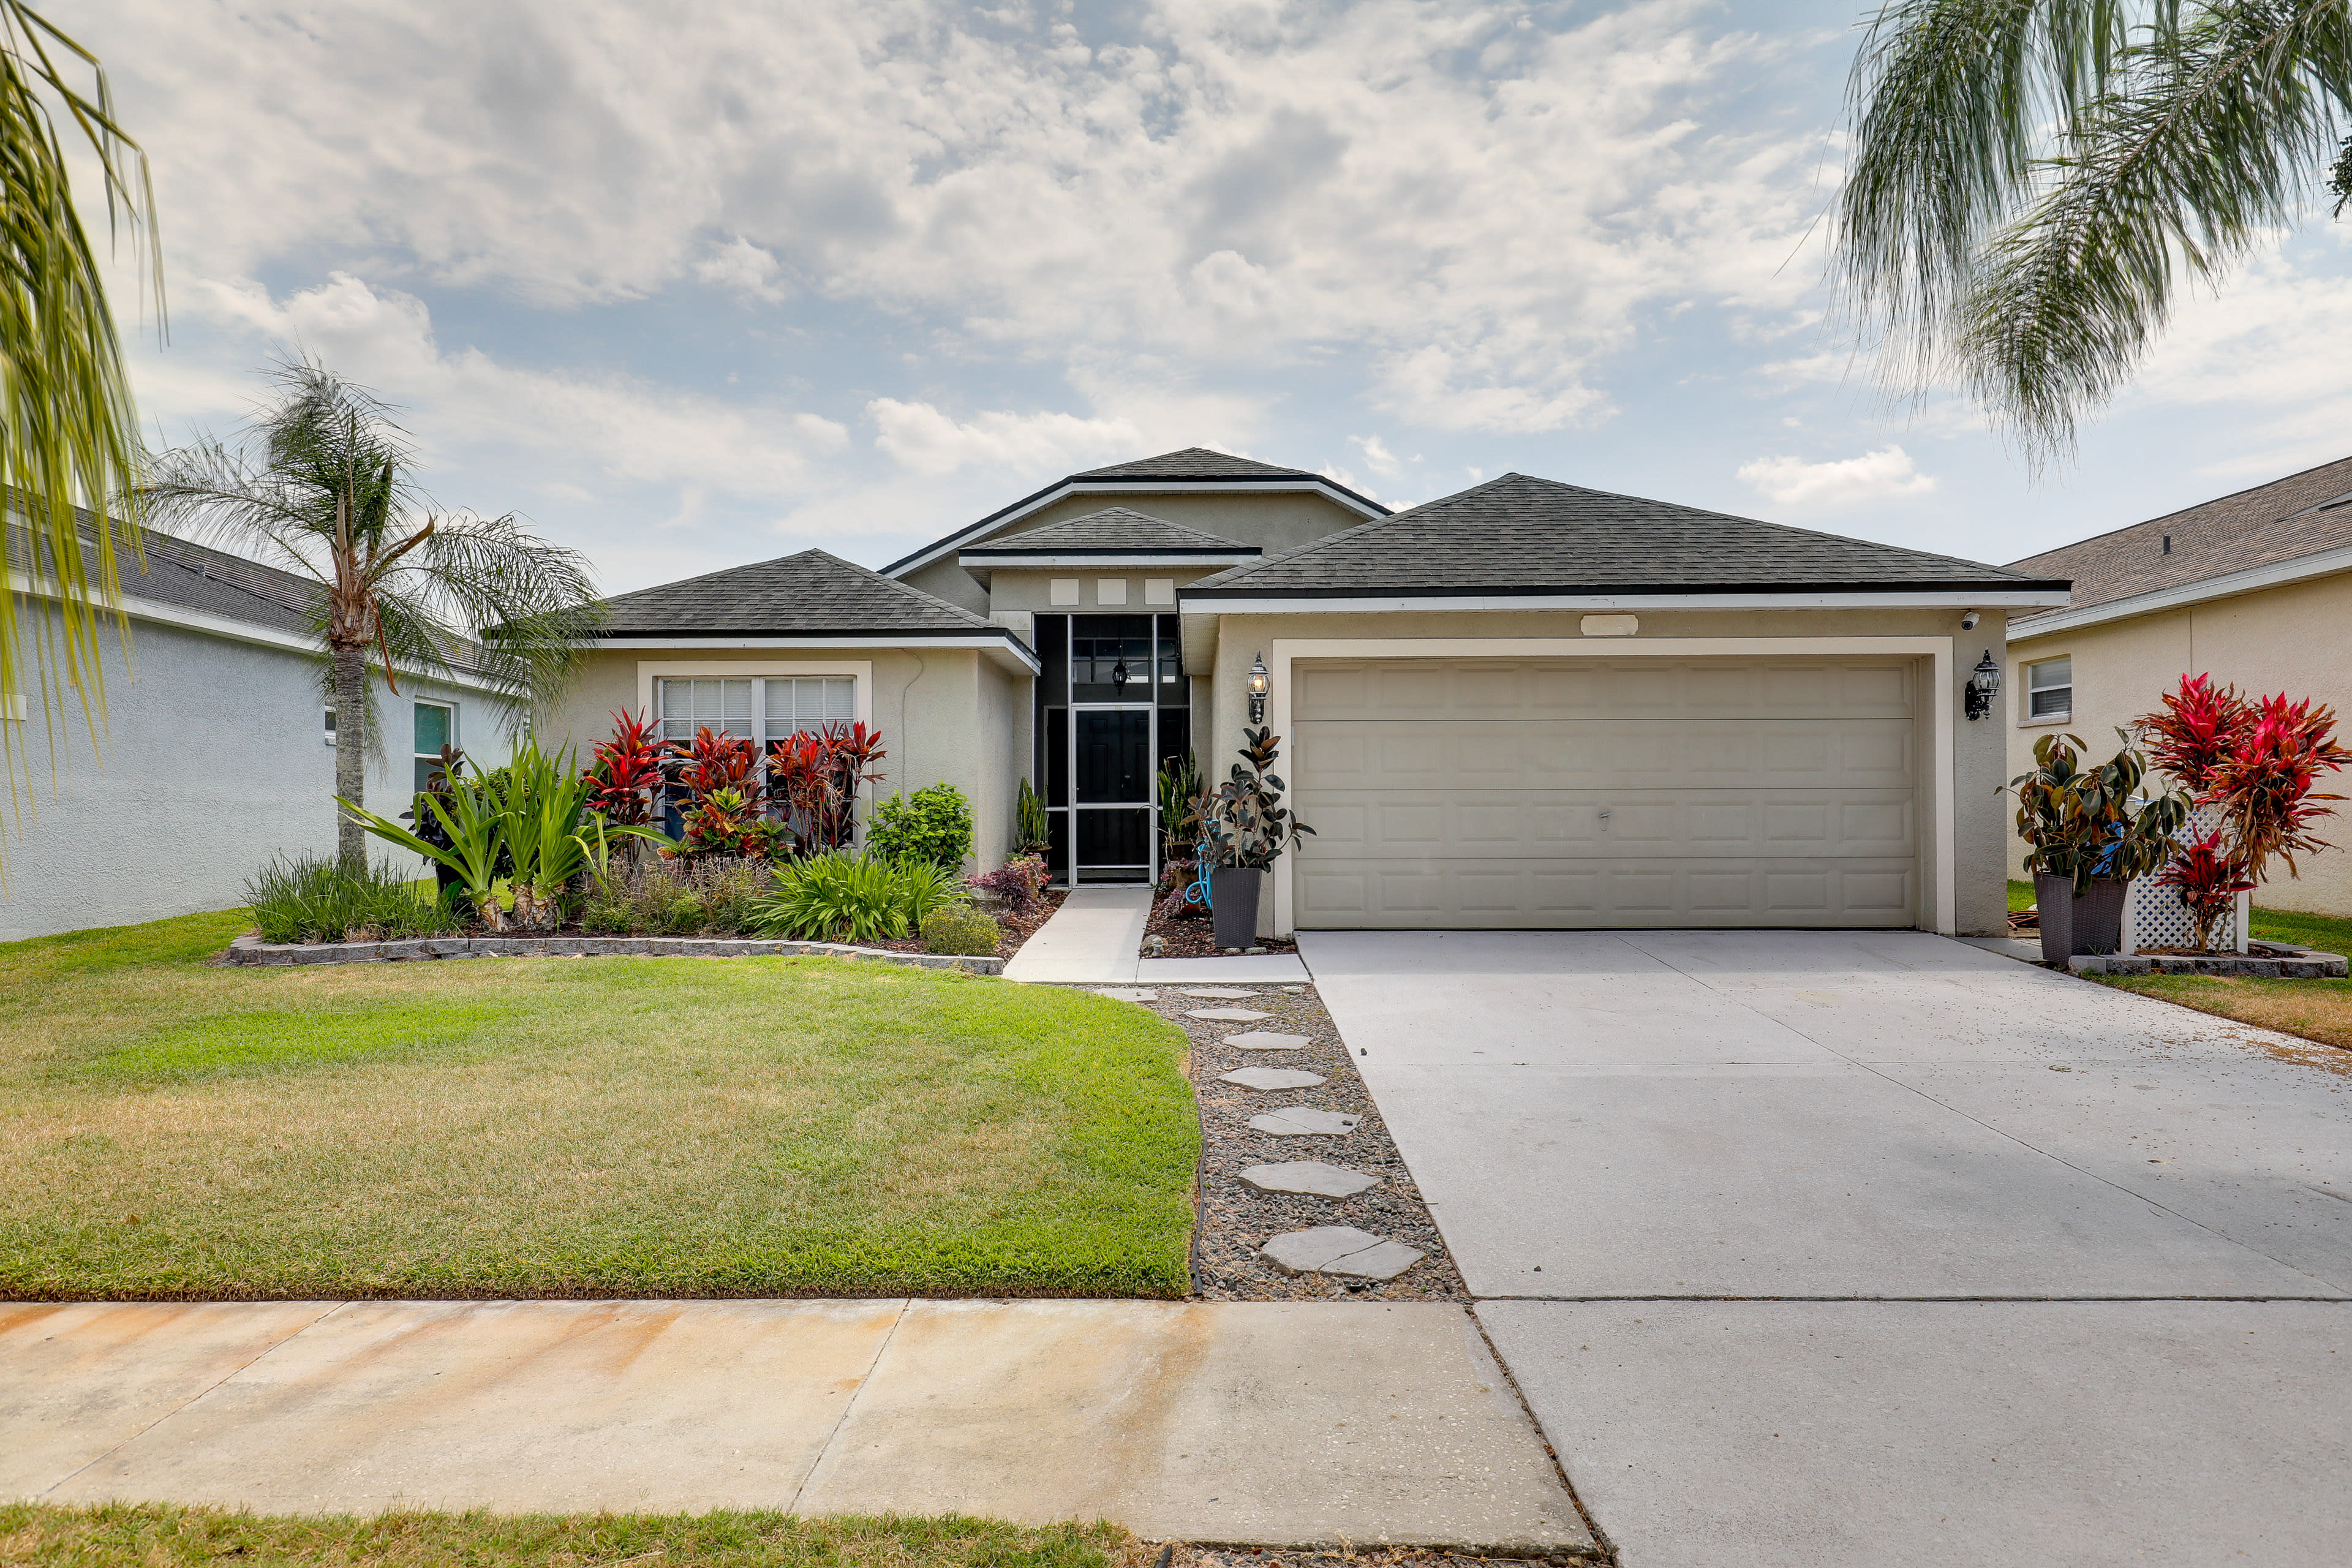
[1187,473,2057,598]
[598,548,998,637]
[960,507,1256,556]
[1072,448,1314,481]
[2008,454,2352,620]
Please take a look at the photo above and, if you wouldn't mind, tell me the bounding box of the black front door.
[1074,708,1152,881]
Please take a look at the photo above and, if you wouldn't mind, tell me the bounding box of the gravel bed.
[1079,979,1468,1303]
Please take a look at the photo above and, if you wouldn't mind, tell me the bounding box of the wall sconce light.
[1965,649,2002,720]
[1248,652,1269,723]
[1110,655,1131,691]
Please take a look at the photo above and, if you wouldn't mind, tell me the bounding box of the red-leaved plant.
[2136,676,2352,948]
[584,709,665,827]
[766,722,888,854]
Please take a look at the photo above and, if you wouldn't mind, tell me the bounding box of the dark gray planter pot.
[1210,867,1266,950]
[2035,872,2130,962]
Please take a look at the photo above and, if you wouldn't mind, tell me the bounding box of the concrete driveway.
[1297,929,2352,1567]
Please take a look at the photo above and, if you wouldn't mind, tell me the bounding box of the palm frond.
[0,1,158,844]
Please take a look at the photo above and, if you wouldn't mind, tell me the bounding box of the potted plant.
[2009,730,2187,962]
[1197,726,1314,950]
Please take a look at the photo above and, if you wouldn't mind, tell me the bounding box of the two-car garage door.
[1291,656,1923,929]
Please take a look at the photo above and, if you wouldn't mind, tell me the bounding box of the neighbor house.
[2005,456,2352,918]
[551,449,2065,938]
[2,524,518,941]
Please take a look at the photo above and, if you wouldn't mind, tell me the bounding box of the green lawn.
[0,911,1197,1300]
[0,1505,1139,1568]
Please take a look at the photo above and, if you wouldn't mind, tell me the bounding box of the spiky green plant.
[1835,0,2352,462]
[141,362,604,869]
[0,4,160,857]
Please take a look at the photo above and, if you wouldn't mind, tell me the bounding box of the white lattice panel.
[2125,804,2247,953]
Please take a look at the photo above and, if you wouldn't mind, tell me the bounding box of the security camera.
[1960,610,1980,630]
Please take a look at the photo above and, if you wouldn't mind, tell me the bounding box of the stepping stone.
[1186,1007,1271,1022]
[1247,1107,1360,1136]
[1259,1226,1425,1281]
[1224,1031,1310,1052]
[1090,988,1157,1002]
[1219,1066,1327,1091]
[1179,986,1257,998]
[1239,1161,1380,1198]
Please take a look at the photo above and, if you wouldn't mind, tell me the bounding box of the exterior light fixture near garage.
[1965,649,2002,720]
[1248,652,1269,723]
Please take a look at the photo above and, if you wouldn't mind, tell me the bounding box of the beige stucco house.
[2005,456,2352,918]
[546,448,2066,937]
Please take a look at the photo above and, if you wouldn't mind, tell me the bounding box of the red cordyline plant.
[766,723,888,854]
[672,726,774,861]
[583,709,664,826]
[2137,676,2352,949]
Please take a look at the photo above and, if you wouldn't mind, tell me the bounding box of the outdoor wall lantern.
[1965,649,2002,721]
[1111,654,1131,691]
[1248,652,1270,723]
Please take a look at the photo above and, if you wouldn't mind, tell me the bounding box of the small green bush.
[750,852,910,942]
[244,855,462,944]
[581,857,762,937]
[867,782,975,870]
[922,903,1001,956]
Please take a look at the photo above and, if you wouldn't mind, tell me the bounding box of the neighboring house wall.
[547,645,1012,869]
[2007,570,2352,916]
[1,606,499,942]
[1198,606,2013,939]
[902,491,1367,611]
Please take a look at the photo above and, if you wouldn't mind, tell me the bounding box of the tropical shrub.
[922,904,1001,956]
[2007,731,2186,895]
[766,723,888,853]
[867,782,975,870]
[246,855,463,944]
[1156,753,1201,859]
[676,785,782,862]
[584,709,664,826]
[2153,832,2258,953]
[1197,727,1314,871]
[1014,776,1051,854]
[970,853,1050,916]
[886,856,966,929]
[749,853,912,943]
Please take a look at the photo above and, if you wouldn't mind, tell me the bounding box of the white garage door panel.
[1306,789,1915,859]
[1296,858,1920,927]
[1295,719,1914,791]
[1291,656,1922,930]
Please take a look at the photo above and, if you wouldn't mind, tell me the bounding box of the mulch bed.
[1170,1549,1598,1568]
[845,888,1068,960]
[1079,979,1466,1303]
[1142,898,1297,958]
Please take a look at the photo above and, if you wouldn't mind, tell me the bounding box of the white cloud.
[81,0,1823,434]
[1737,445,1937,511]
[165,271,847,507]
[1349,434,1402,477]
[867,399,1142,478]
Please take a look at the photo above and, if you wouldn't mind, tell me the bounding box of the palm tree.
[141,361,603,870]
[0,4,160,835]
[1833,0,2352,462]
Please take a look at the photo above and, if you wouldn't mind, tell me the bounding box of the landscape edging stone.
[2068,944,2346,978]
[223,932,1003,975]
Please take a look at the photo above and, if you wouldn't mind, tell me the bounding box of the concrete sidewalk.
[1,1297,1593,1553]
[1001,887,1151,982]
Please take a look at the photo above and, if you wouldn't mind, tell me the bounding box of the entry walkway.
[1000,886,1151,983]
[1,1297,1589,1552]
[1299,928,2352,1567]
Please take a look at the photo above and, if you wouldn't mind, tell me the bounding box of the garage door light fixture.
[1248,652,1269,722]
[1965,649,2002,720]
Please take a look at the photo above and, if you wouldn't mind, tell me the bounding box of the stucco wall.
[542,645,1009,868]
[982,566,1229,614]
[901,490,1370,611]
[2006,570,2352,916]
[1199,606,2011,938]
[1,609,507,943]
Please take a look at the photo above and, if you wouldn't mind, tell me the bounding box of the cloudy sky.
[70,0,2352,595]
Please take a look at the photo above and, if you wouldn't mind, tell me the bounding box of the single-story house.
[551,448,2065,938]
[2006,455,2352,918]
[2,524,518,942]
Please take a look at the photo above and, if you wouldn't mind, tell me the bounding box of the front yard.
[0,911,1197,1300]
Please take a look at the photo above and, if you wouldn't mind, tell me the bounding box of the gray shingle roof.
[597,548,1000,636]
[1186,473,2060,598]
[960,507,1257,556]
[1074,448,1315,481]
[2008,454,2352,623]
[13,517,320,635]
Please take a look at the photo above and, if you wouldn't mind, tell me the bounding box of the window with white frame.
[2025,656,2072,720]
[413,700,456,793]
[655,676,855,746]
